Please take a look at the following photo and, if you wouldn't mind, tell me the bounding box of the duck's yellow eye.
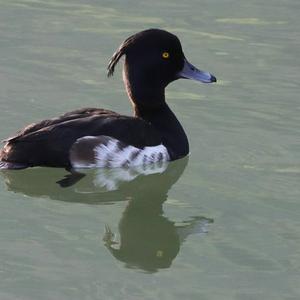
[162,52,170,59]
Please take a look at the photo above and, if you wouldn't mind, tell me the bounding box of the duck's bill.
[177,59,217,83]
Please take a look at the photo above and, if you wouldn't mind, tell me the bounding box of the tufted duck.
[0,29,216,170]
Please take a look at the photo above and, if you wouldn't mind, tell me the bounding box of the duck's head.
[108,29,216,113]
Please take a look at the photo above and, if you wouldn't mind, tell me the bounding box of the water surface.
[0,0,299,299]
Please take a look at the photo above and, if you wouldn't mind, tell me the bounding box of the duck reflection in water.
[1,157,213,272]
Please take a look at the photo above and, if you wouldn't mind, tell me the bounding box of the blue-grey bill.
[177,59,217,83]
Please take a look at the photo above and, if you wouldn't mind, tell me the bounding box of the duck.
[0,29,216,170]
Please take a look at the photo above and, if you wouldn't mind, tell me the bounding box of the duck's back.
[0,108,163,168]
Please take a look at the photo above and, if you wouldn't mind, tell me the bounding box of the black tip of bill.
[210,74,217,83]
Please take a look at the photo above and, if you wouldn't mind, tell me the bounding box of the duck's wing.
[0,110,164,168]
[3,107,118,143]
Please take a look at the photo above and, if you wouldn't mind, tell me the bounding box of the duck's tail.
[0,160,28,170]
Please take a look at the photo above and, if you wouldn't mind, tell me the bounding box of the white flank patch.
[70,136,170,169]
[94,140,169,168]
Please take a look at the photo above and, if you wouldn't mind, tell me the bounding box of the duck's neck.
[134,98,189,160]
[123,60,189,159]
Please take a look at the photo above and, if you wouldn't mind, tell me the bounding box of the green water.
[0,0,299,299]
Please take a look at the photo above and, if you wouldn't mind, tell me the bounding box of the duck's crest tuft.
[107,29,161,77]
[107,36,133,77]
